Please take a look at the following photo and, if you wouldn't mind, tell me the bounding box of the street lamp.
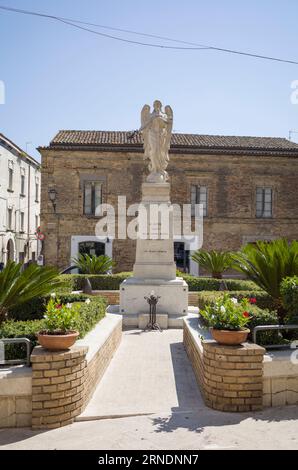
[48,188,57,213]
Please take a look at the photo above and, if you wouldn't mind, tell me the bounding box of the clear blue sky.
[0,0,298,160]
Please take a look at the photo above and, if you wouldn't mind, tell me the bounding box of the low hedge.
[1,296,107,360]
[8,293,92,321]
[59,272,259,293]
[246,307,280,346]
[280,276,298,322]
[182,275,259,292]
[59,273,133,292]
[198,290,274,310]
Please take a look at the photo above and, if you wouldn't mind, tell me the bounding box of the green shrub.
[198,293,279,346]
[280,276,298,322]
[57,275,77,293]
[198,290,274,310]
[181,275,259,292]
[8,293,91,321]
[246,306,279,345]
[1,296,106,360]
[59,272,258,293]
[60,273,133,291]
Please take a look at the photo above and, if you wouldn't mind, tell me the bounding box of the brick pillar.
[203,341,265,412]
[31,345,88,429]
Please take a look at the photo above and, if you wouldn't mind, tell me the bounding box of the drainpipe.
[27,164,31,262]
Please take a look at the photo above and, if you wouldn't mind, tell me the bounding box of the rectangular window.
[20,212,25,232]
[84,182,102,216]
[7,208,12,229]
[35,215,39,229]
[8,168,13,191]
[191,185,208,216]
[35,182,39,202]
[21,174,25,195]
[256,187,272,218]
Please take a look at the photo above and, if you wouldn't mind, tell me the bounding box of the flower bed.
[7,293,92,321]
[198,291,278,345]
[0,296,106,360]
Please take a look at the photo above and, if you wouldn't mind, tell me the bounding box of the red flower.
[55,304,62,309]
[249,297,257,304]
[243,311,250,318]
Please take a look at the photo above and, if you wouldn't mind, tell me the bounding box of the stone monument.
[119,100,188,328]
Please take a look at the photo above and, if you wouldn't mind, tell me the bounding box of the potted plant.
[200,293,251,345]
[37,294,81,351]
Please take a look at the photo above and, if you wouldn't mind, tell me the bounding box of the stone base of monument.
[138,313,168,330]
[106,304,198,329]
[119,276,188,329]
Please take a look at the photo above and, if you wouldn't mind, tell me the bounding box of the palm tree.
[232,239,298,321]
[72,254,114,274]
[191,250,233,279]
[0,261,62,324]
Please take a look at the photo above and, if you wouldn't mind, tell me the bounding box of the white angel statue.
[140,100,173,183]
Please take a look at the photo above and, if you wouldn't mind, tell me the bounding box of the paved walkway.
[1,329,298,449]
[1,406,298,450]
[79,329,205,419]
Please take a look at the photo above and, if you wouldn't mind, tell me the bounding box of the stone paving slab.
[1,406,298,450]
[78,329,205,419]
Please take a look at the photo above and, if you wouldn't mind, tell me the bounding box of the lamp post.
[48,188,57,213]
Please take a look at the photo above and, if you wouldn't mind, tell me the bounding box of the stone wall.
[263,350,298,407]
[39,148,298,271]
[184,317,265,412]
[30,314,121,429]
[0,365,32,427]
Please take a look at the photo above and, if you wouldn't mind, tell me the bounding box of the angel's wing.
[165,105,173,149]
[141,104,150,129]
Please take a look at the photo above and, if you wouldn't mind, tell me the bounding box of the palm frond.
[0,261,62,321]
[191,250,233,278]
[232,239,298,301]
[72,254,114,274]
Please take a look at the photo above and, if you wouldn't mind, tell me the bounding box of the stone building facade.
[0,133,41,266]
[38,131,298,274]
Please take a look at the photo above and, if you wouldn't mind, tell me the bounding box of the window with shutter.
[7,208,12,229]
[20,212,25,232]
[84,181,102,216]
[256,187,272,218]
[191,185,208,216]
[21,174,25,195]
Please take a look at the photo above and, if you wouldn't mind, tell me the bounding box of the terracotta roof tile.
[44,130,298,156]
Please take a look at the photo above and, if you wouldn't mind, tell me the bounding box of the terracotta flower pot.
[210,328,250,346]
[37,331,79,351]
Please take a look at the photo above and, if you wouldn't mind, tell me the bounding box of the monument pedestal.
[119,181,188,328]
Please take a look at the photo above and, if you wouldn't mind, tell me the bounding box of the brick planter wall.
[31,346,88,429]
[184,318,265,412]
[31,315,122,429]
[92,290,120,305]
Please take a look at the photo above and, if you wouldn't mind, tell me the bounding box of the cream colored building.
[0,133,41,265]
